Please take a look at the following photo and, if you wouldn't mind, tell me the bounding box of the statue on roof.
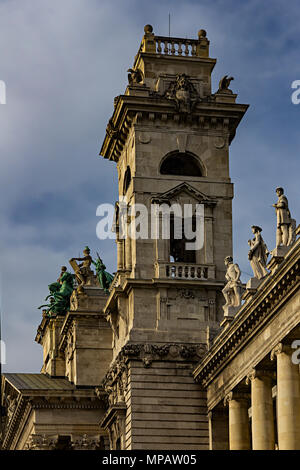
[38,266,74,316]
[218,75,234,92]
[92,253,114,293]
[222,256,242,308]
[248,226,269,280]
[69,246,95,290]
[272,187,296,247]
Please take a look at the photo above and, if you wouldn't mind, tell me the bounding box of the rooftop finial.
[144,24,153,34]
[198,29,207,39]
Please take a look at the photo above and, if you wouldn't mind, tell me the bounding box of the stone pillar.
[125,219,132,271]
[204,211,214,264]
[271,343,300,450]
[247,369,275,450]
[224,391,250,450]
[154,212,169,263]
[116,237,124,271]
[208,407,229,450]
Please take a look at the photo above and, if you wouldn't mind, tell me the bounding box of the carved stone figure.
[222,256,242,307]
[38,267,74,316]
[127,68,143,85]
[272,187,292,247]
[6,394,17,422]
[106,118,119,139]
[69,246,94,289]
[164,73,199,113]
[248,226,269,280]
[218,75,234,92]
[92,253,114,293]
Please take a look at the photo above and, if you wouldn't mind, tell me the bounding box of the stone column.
[204,211,214,264]
[125,218,132,271]
[224,391,250,450]
[247,369,275,450]
[271,343,300,450]
[116,237,124,271]
[154,212,169,263]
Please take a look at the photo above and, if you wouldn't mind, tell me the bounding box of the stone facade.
[1,26,299,451]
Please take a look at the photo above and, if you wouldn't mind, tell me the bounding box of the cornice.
[100,95,248,162]
[103,341,207,384]
[58,309,105,352]
[103,277,224,316]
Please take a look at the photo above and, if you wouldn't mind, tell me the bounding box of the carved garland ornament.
[102,342,207,407]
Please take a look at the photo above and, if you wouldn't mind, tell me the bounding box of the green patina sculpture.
[92,253,114,293]
[38,266,74,316]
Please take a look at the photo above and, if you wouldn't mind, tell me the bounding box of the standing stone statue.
[248,226,269,280]
[272,187,292,247]
[222,256,242,308]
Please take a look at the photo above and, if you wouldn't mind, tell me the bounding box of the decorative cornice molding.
[100,95,248,162]
[101,341,207,408]
[1,391,106,449]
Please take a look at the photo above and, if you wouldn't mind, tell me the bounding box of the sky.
[0,0,299,373]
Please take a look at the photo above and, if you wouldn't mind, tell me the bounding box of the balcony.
[155,262,215,280]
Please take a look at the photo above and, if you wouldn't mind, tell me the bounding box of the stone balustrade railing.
[155,36,198,57]
[155,262,215,280]
[135,26,210,60]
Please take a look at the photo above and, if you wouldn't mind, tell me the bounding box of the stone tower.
[100,25,248,450]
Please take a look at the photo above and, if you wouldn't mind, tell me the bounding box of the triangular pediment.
[151,182,217,206]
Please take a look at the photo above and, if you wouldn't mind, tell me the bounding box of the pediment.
[151,182,217,206]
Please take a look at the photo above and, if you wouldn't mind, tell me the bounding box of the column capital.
[270,342,293,361]
[224,390,250,407]
[246,368,275,385]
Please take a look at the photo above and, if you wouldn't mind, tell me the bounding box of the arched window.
[160,152,202,177]
[123,166,131,194]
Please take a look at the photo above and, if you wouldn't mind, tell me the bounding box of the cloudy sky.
[0,0,299,373]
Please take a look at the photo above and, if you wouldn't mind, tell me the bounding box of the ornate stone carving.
[127,68,143,85]
[270,342,290,361]
[103,342,208,402]
[164,73,200,113]
[223,390,249,406]
[5,394,17,424]
[180,289,195,299]
[106,118,119,139]
[218,75,234,92]
[103,360,129,407]
[138,132,151,144]
[246,368,275,385]
[214,136,226,149]
[25,434,58,450]
[72,434,100,450]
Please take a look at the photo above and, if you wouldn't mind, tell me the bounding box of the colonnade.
[210,342,300,450]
